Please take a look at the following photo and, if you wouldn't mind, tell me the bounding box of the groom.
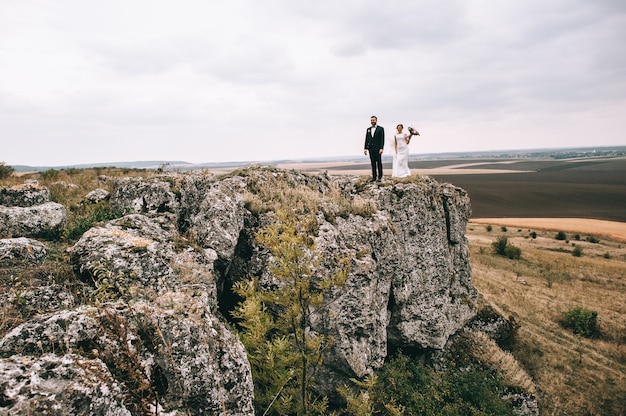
[364,115,385,182]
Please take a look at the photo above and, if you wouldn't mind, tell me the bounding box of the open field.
[282,156,626,223]
[467,219,626,415]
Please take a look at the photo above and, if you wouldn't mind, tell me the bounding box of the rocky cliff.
[0,167,535,415]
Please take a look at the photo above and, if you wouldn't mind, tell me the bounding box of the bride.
[392,124,417,178]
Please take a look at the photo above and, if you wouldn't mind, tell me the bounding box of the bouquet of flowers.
[408,126,420,136]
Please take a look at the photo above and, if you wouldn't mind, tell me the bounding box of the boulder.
[0,302,255,415]
[184,177,247,261]
[0,237,47,262]
[110,177,179,215]
[0,353,131,415]
[84,188,110,204]
[0,202,67,239]
[0,180,50,207]
[69,214,217,307]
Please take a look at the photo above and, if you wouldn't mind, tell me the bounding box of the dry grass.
[472,217,626,244]
[235,167,377,223]
[467,220,626,415]
[466,328,537,395]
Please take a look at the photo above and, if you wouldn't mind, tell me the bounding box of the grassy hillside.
[467,222,626,415]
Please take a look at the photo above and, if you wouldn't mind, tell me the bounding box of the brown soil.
[430,158,626,223]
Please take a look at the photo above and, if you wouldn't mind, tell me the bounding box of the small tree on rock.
[232,210,349,415]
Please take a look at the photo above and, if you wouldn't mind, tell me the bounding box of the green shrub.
[492,236,508,256]
[501,226,508,232]
[586,235,600,243]
[486,225,493,232]
[530,231,537,239]
[372,351,517,415]
[555,231,567,241]
[572,246,583,257]
[492,236,522,259]
[504,244,522,260]
[0,162,14,179]
[561,306,599,338]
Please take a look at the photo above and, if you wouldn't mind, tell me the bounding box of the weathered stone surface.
[0,237,47,261]
[185,177,247,260]
[84,188,110,204]
[503,393,539,416]
[304,177,476,387]
[0,302,255,415]
[469,302,520,347]
[0,202,67,238]
[312,212,394,378]
[110,176,179,215]
[372,180,476,350]
[0,353,131,416]
[0,180,50,207]
[0,168,531,414]
[69,214,217,306]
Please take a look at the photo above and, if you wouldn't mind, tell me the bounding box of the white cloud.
[1,0,625,166]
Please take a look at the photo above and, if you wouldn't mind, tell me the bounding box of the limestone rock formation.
[0,180,67,238]
[110,169,476,384]
[0,303,254,415]
[275,175,476,383]
[71,214,178,297]
[110,176,179,215]
[84,188,110,204]
[0,168,536,415]
[0,202,67,239]
[0,353,131,415]
[0,237,47,262]
[0,180,50,207]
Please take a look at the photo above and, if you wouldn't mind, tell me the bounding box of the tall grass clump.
[63,202,124,242]
[40,168,60,181]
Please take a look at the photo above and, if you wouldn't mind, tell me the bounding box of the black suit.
[364,125,385,180]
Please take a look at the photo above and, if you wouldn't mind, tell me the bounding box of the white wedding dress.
[392,133,411,178]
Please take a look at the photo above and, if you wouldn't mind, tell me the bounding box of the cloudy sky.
[1,0,625,166]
